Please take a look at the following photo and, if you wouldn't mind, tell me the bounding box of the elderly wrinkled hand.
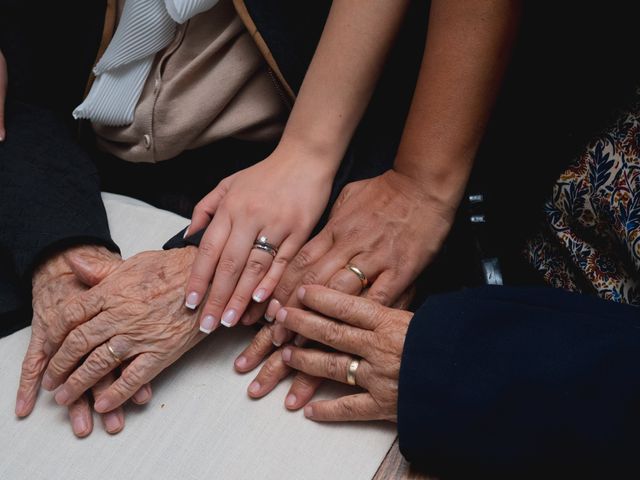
[16,245,151,437]
[235,170,440,409]
[41,247,203,414]
[274,285,412,421]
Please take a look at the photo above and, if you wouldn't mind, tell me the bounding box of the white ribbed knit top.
[73,0,219,126]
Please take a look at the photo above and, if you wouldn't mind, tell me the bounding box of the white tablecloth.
[0,193,396,480]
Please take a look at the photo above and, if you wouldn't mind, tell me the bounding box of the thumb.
[65,247,122,287]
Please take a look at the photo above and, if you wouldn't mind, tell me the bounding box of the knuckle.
[335,298,356,320]
[324,321,344,346]
[188,271,210,288]
[325,355,341,380]
[83,351,111,378]
[20,355,45,381]
[259,357,283,380]
[245,259,267,277]
[217,257,239,276]
[369,289,392,306]
[67,329,89,354]
[300,270,320,286]
[198,240,218,258]
[120,368,143,392]
[291,249,314,272]
[62,302,86,329]
[293,373,317,392]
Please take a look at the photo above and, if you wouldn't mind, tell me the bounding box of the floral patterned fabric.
[526,107,640,305]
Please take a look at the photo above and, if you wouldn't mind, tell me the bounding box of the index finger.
[297,285,383,331]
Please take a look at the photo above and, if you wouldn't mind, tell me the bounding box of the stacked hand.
[16,245,152,437]
[234,170,456,410]
[276,285,412,421]
[184,145,334,333]
[41,247,203,414]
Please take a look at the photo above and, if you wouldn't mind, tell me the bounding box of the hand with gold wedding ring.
[276,285,412,422]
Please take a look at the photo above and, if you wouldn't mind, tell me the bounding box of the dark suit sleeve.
[0,100,118,285]
[398,286,640,478]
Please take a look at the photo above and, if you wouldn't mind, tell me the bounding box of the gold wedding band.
[345,264,368,289]
[106,341,122,364]
[346,358,360,386]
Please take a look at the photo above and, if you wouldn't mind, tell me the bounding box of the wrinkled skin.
[41,247,204,414]
[17,245,151,437]
[276,285,412,422]
[237,170,450,410]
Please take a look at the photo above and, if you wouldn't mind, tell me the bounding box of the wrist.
[269,138,342,182]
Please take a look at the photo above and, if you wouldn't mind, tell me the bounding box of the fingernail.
[252,288,267,303]
[55,387,70,405]
[15,399,26,417]
[183,225,190,239]
[294,334,305,347]
[185,292,200,310]
[264,299,280,322]
[200,315,216,334]
[297,287,306,301]
[304,405,313,418]
[275,308,287,323]
[72,415,88,436]
[94,398,109,413]
[133,387,151,404]
[104,411,122,433]
[248,381,261,394]
[221,309,237,328]
[282,347,292,362]
[272,338,282,347]
[42,373,55,391]
[285,393,297,408]
[235,355,247,369]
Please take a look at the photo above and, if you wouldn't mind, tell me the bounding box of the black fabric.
[398,286,640,478]
[470,2,640,283]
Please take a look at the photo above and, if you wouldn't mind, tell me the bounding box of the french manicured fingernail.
[94,398,110,413]
[104,411,122,433]
[285,393,297,408]
[15,399,26,417]
[183,225,190,238]
[185,291,200,309]
[55,388,71,405]
[42,373,55,391]
[72,415,89,436]
[221,309,237,328]
[297,287,306,301]
[248,381,261,394]
[200,315,216,334]
[0,131,5,142]
[275,308,287,324]
[282,347,292,362]
[304,405,313,418]
[294,334,305,347]
[264,299,280,322]
[272,338,282,347]
[252,288,267,303]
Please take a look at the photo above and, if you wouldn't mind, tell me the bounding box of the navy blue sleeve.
[398,286,640,478]
[0,101,119,285]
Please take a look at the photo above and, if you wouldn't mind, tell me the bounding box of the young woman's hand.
[184,145,335,333]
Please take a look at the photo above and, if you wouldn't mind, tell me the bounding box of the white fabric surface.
[0,193,396,480]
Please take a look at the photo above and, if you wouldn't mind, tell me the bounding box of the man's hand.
[0,48,7,140]
[41,248,204,414]
[16,245,151,437]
